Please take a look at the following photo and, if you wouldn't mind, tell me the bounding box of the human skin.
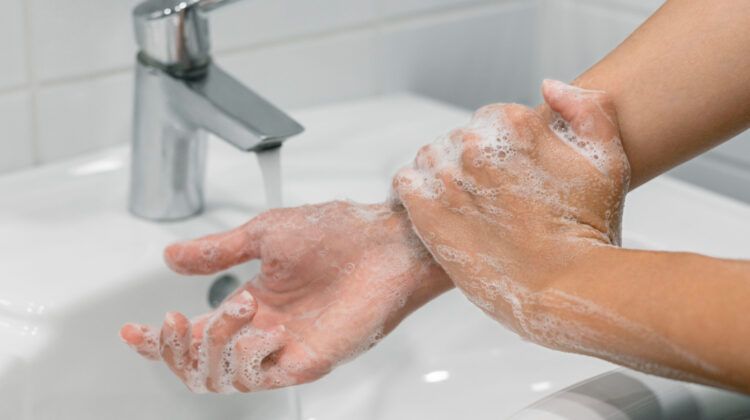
[565,0,750,188]
[534,0,750,390]
[391,0,750,391]
[123,0,750,393]
[394,79,750,393]
[121,202,452,392]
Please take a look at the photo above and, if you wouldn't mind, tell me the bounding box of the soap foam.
[178,201,437,393]
[549,113,611,175]
[393,98,713,386]
[126,324,160,361]
[457,263,719,381]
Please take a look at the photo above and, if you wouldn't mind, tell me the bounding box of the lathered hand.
[393,80,630,341]
[121,201,451,393]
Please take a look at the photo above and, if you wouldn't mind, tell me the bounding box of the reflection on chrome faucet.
[129,0,304,221]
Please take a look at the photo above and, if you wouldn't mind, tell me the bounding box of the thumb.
[541,79,629,180]
[542,79,618,141]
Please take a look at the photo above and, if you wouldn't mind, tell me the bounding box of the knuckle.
[461,141,483,168]
[415,145,436,169]
[590,90,614,107]
[455,129,480,149]
[440,171,464,197]
[473,103,506,120]
[503,104,539,127]
[416,144,433,161]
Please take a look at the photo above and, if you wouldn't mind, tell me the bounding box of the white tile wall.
[380,2,537,109]
[212,0,377,52]
[711,132,750,168]
[216,29,381,110]
[28,0,142,82]
[377,0,487,18]
[35,73,132,163]
[0,92,34,173]
[575,0,664,14]
[2,0,541,174]
[536,0,646,95]
[2,0,749,204]
[669,150,750,204]
[0,0,28,90]
[537,0,750,203]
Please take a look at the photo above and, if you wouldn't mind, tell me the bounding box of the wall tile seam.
[703,149,750,174]
[25,0,529,89]
[14,0,538,171]
[373,0,528,29]
[0,84,31,97]
[1,0,538,130]
[565,0,656,20]
[669,162,750,204]
[22,0,40,166]
[207,0,533,60]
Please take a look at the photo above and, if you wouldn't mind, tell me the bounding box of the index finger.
[164,215,269,275]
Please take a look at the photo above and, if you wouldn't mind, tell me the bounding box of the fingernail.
[165,314,177,331]
[120,323,144,344]
[235,290,254,304]
[543,78,564,87]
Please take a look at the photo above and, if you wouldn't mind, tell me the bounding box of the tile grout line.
[22,0,40,166]
[37,66,134,90]
[0,84,30,97]
[7,0,532,168]
[574,0,657,18]
[373,0,525,30]
[35,0,527,88]
[371,0,388,97]
[217,0,525,57]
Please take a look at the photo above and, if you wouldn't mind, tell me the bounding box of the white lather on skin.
[129,199,444,394]
[393,81,719,384]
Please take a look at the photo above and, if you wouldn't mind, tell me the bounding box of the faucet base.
[129,61,208,221]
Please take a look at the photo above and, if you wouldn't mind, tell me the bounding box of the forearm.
[543,246,750,391]
[552,0,750,188]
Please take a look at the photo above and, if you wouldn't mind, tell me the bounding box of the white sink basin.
[2,94,750,419]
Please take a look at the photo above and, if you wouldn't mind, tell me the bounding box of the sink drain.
[208,273,241,308]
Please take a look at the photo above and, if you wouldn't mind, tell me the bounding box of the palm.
[122,201,449,393]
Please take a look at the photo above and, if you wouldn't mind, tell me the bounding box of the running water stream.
[255,145,302,419]
[256,146,284,209]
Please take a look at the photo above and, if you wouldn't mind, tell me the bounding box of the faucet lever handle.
[198,0,244,12]
[133,0,246,76]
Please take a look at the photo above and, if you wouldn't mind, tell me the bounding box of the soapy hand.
[121,201,451,393]
[393,80,630,342]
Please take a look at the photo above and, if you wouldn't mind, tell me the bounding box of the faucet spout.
[129,0,304,221]
[169,63,304,151]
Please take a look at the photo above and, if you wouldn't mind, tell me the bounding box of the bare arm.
[392,0,750,391]
[553,246,750,391]
[394,77,750,392]
[540,0,750,389]
[564,0,750,187]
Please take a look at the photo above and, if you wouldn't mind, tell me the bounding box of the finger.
[160,312,192,381]
[542,79,629,178]
[542,79,619,140]
[120,323,161,361]
[164,217,268,275]
[189,313,211,365]
[392,164,447,202]
[203,291,258,391]
[457,128,509,192]
[414,144,438,172]
[393,168,447,245]
[232,325,288,392]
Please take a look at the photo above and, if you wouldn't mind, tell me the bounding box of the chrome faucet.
[129,0,304,221]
